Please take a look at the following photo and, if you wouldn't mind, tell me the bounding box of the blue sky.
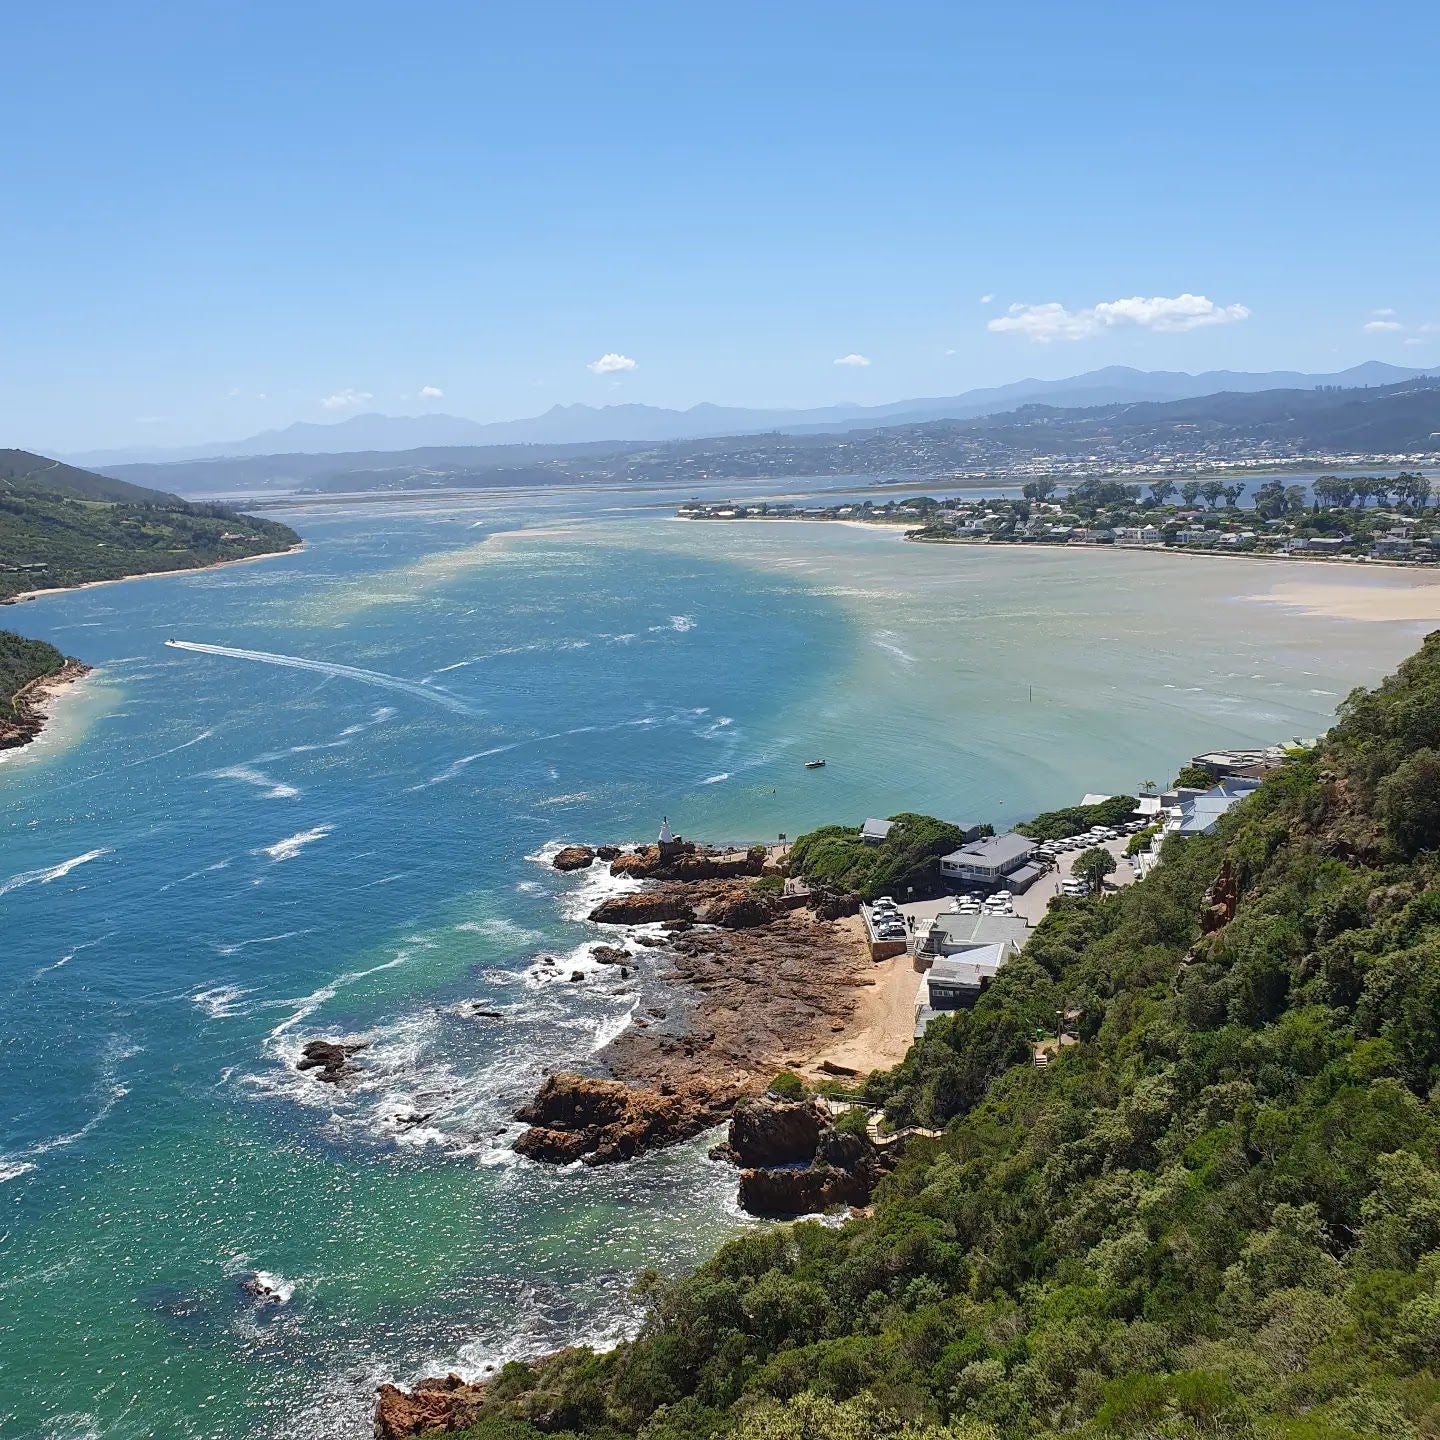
[3,0,1437,452]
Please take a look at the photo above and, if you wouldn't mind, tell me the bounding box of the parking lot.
[862,821,1147,942]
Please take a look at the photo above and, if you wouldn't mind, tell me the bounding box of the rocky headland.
[512,839,872,1167]
[0,658,90,753]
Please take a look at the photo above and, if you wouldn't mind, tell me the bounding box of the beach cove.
[3,482,1439,1438]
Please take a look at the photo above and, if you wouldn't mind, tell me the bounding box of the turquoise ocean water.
[1,480,1431,1438]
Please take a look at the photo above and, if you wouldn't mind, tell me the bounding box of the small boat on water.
[804,758,826,769]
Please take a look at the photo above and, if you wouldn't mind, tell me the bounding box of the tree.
[1141,779,1159,795]
[1199,480,1225,508]
[1147,480,1176,506]
[1022,479,1058,502]
[1284,484,1308,514]
[1073,846,1116,895]
[1222,483,1245,508]
[1252,480,1288,520]
[1180,481,1202,507]
[1173,765,1215,789]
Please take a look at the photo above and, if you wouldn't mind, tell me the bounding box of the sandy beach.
[1244,574,1440,623]
[0,541,305,606]
[800,916,922,1079]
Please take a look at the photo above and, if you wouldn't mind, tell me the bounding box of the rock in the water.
[374,1374,488,1439]
[513,1072,734,1165]
[552,845,596,872]
[590,945,630,965]
[725,1097,828,1167]
[295,1039,366,1083]
[596,845,621,861]
[589,892,696,925]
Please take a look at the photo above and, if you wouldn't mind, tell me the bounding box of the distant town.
[677,471,1440,564]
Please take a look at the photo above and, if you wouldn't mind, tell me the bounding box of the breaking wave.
[0,848,111,898]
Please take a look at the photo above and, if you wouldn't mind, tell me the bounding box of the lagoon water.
[1,481,1432,1438]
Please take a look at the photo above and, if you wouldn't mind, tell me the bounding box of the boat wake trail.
[164,640,481,716]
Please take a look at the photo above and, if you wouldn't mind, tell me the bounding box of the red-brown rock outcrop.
[588,892,696,925]
[609,842,767,882]
[374,1374,488,1439]
[722,1097,828,1167]
[551,845,596,872]
[513,1073,736,1165]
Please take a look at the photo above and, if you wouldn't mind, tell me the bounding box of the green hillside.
[0,630,67,724]
[444,634,1440,1440]
[0,449,299,601]
[0,448,175,504]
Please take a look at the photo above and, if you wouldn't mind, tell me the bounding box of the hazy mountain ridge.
[67,362,1437,467]
[99,377,1440,500]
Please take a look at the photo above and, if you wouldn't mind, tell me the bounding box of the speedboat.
[804,759,826,769]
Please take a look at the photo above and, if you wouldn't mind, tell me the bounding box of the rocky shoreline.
[508,837,871,1169]
[375,1094,903,1437]
[369,835,896,1436]
[0,659,91,753]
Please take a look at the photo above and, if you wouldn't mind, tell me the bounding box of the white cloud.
[320,387,373,410]
[418,385,445,399]
[988,293,1250,343]
[1364,319,1403,332]
[587,352,637,375]
[833,353,872,367]
[978,293,994,305]
[1405,337,1427,346]
[1372,307,1397,318]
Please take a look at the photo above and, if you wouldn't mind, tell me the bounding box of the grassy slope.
[0,630,68,723]
[0,449,300,601]
[449,634,1440,1440]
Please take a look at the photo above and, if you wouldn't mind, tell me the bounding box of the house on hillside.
[1165,777,1263,837]
[859,818,895,846]
[938,833,1042,892]
[916,911,1030,961]
[914,939,1023,1034]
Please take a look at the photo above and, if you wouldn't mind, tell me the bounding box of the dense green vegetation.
[449,634,1440,1440]
[1014,795,1136,842]
[786,814,971,900]
[0,449,299,600]
[1172,766,1218,790]
[0,630,66,722]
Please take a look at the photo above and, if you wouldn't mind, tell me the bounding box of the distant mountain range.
[66,362,1437,467]
[96,377,1440,499]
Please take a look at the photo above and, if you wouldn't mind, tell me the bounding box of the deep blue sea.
[1,478,1428,1438]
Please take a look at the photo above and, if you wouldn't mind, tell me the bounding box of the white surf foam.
[259,826,333,862]
[165,639,481,716]
[214,928,313,955]
[701,772,730,785]
[0,847,111,897]
[208,764,300,799]
[192,984,257,1018]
